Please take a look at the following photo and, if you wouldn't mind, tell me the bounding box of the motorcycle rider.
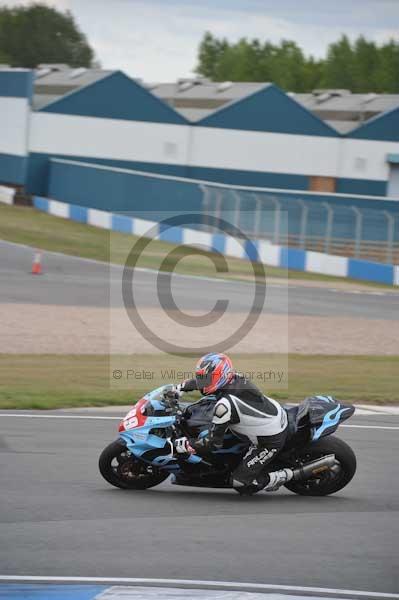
[174,352,293,493]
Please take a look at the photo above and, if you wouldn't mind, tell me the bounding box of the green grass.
[0,354,397,409]
[0,203,391,286]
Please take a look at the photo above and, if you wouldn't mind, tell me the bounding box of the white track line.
[1,414,399,430]
[341,425,399,430]
[0,576,398,599]
[0,414,120,420]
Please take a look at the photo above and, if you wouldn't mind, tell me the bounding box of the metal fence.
[200,184,399,264]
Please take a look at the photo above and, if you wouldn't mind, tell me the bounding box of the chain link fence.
[201,184,399,264]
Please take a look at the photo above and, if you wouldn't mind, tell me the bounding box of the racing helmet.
[195,353,234,395]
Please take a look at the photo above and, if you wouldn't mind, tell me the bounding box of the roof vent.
[315,92,331,103]
[313,88,350,98]
[38,63,69,71]
[177,77,210,92]
[36,68,52,78]
[179,81,194,92]
[363,93,377,104]
[217,81,233,93]
[69,67,86,79]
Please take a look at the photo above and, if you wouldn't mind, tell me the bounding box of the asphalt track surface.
[0,411,398,596]
[1,239,398,319]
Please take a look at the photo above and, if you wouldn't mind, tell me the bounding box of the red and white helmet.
[195,353,234,395]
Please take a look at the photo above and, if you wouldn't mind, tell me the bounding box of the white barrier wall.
[0,185,15,205]
[30,195,399,286]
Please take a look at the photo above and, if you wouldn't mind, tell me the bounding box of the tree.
[378,40,399,93]
[269,40,308,91]
[195,32,399,93]
[197,32,227,80]
[0,48,10,64]
[351,36,379,92]
[0,3,94,68]
[320,35,354,89]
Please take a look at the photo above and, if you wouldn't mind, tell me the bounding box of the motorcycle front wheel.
[99,440,169,490]
[284,435,357,496]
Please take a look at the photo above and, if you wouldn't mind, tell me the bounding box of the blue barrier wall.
[48,159,202,215]
[47,159,399,247]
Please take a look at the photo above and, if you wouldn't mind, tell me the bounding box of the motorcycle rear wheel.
[99,440,169,490]
[284,435,356,496]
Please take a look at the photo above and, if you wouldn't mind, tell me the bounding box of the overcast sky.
[2,0,399,81]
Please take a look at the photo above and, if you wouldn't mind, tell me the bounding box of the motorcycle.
[99,385,357,496]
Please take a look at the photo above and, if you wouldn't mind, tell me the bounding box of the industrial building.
[1,65,399,199]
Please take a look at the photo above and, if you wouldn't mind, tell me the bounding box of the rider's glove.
[191,436,211,453]
[179,379,198,393]
[162,385,181,402]
[175,384,185,397]
[174,437,196,455]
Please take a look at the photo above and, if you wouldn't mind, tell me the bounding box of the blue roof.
[197,84,338,137]
[348,105,399,142]
[40,71,187,125]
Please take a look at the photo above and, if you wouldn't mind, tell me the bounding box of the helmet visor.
[195,368,213,392]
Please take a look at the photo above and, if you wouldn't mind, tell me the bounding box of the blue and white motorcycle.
[99,386,357,496]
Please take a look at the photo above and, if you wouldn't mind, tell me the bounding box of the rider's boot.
[262,468,293,492]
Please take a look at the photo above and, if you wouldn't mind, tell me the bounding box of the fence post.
[214,189,223,226]
[253,194,262,238]
[297,199,308,249]
[351,206,363,259]
[199,183,211,229]
[383,210,395,264]
[322,202,333,254]
[269,196,281,244]
[232,190,242,230]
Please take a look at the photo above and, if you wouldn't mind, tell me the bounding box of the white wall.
[0,97,30,156]
[189,127,341,178]
[27,106,399,188]
[29,113,191,165]
[338,138,399,182]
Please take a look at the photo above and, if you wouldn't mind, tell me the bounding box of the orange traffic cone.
[31,250,42,275]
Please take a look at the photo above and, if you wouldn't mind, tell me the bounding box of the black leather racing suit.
[181,375,288,488]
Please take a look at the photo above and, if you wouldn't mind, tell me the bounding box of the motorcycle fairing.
[118,390,180,469]
[117,389,249,471]
[299,396,355,441]
[311,403,354,441]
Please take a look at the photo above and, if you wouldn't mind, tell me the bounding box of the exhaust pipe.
[292,454,336,482]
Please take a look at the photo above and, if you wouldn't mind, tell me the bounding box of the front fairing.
[118,386,203,470]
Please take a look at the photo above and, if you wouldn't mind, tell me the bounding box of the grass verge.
[0,354,397,409]
[0,203,391,286]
